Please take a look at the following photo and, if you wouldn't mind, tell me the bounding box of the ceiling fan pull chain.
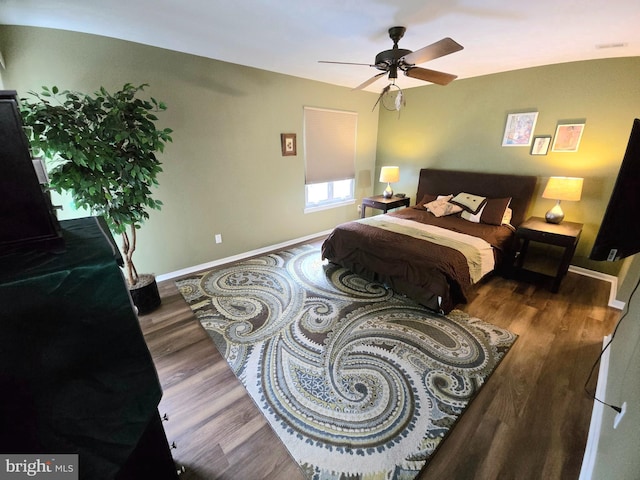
[395,89,403,111]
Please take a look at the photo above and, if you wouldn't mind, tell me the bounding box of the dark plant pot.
[129,275,161,315]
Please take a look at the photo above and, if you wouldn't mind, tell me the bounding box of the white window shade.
[304,107,357,185]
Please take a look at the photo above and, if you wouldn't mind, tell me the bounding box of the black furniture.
[0,217,177,479]
[0,90,64,253]
[360,195,410,218]
[514,216,583,292]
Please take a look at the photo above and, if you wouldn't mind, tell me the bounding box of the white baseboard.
[568,265,624,310]
[158,237,624,311]
[579,334,612,480]
[156,229,334,282]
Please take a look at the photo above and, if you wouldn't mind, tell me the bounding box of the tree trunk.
[121,225,138,287]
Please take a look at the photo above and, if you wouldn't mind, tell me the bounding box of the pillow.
[502,207,513,225]
[481,197,512,225]
[460,197,512,226]
[425,195,463,217]
[415,193,449,210]
[414,194,438,210]
[450,192,487,215]
[461,205,485,223]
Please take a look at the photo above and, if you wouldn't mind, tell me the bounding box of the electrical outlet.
[215,234,222,244]
[614,401,627,429]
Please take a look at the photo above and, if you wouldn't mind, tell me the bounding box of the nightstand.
[360,195,410,218]
[514,216,583,293]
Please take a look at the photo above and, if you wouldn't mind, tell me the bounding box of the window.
[303,107,357,212]
[305,179,354,212]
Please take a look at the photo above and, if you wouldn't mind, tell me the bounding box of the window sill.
[304,199,355,214]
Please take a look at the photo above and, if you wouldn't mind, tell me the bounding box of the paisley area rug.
[175,244,516,480]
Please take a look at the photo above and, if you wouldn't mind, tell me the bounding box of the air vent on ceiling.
[595,42,628,49]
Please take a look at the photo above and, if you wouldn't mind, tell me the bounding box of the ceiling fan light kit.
[320,26,464,111]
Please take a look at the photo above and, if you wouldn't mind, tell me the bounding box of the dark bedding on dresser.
[321,168,537,313]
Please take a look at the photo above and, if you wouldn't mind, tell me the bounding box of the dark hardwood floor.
[138,242,619,480]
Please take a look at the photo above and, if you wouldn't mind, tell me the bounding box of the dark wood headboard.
[416,168,538,227]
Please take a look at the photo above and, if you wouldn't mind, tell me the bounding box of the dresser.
[0,217,177,479]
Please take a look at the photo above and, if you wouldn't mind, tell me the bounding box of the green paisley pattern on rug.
[176,244,516,480]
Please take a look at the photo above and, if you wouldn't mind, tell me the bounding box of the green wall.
[593,255,640,480]
[376,57,640,276]
[0,25,379,276]
[3,26,638,279]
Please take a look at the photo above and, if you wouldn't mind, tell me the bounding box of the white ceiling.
[1,0,639,92]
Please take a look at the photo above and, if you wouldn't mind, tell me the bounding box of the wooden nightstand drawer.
[517,227,579,247]
[364,199,389,210]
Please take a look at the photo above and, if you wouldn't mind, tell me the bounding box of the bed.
[321,168,537,313]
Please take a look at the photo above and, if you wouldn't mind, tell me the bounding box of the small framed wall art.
[552,123,585,152]
[502,112,539,147]
[530,135,551,155]
[281,133,297,156]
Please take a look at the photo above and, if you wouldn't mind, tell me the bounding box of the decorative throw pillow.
[425,195,463,217]
[502,207,513,225]
[461,205,485,223]
[460,197,512,226]
[450,192,487,215]
[414,194,438,210]
[481,197,512,225]
[415,193,448,210]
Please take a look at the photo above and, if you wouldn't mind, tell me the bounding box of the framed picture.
[502,112,539,147]
[530,135,551,155]
[552,124,585,152]
[281,133,297,156]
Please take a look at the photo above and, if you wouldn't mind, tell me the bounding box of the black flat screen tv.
[590,118,640,262]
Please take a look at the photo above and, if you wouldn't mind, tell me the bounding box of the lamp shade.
[379,166,400,183]
[542,176,583,201]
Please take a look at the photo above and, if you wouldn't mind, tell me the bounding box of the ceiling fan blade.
[405,67,457,86]
[402,37,463,66]
[318,60,374,66]
[352,72,387,90]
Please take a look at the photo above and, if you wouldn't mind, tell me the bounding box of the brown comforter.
[321,206,515,313]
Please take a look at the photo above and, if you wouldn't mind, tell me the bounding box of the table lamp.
[542,176,583,224]
[379,166,400,198]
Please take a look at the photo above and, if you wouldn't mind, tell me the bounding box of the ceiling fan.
[320,26,463,90]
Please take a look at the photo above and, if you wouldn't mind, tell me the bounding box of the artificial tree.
[20,83,172,293]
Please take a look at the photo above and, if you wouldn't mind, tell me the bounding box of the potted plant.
[20,83,173,314]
